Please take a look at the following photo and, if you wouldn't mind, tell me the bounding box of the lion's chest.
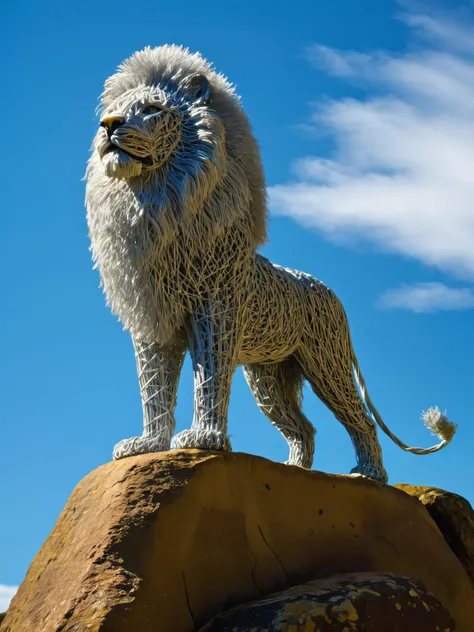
[88,204,189,343]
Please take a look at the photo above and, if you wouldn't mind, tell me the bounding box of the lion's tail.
[351,352,457,455]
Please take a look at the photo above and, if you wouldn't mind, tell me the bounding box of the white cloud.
[270,7,474,284]
[402,8,474,53]
[0,585,18,612]
[377,282,474,312]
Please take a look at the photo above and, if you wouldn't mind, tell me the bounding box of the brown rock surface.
[198,571,455,631]
[3,451,474,632]
[396,483,474,585]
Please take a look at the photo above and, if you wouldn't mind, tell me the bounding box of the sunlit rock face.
[2,451,473,632]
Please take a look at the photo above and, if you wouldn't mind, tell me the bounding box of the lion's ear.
[181,73,211,104]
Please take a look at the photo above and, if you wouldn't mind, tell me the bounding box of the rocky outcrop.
[199,571,455,631]
[2,451,474,632]
[396,484,474,586]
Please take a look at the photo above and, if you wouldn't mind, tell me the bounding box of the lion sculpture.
[86,45,456,483]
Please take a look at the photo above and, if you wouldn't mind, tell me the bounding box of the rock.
[198,571,455,632]
[2,451,473,632]
[396,484,474,586]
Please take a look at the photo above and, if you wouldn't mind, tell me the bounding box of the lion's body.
[86,46,455,483]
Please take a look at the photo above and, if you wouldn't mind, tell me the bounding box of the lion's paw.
[172,428,232,452]
[113,436,170,460]
[350,464,388,484]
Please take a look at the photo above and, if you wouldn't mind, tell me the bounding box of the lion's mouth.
[98,140,147,179]
[101,140,153,166]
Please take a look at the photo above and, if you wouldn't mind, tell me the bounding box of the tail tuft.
[422,406,457,444]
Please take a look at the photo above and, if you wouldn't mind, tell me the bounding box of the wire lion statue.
[85,45,456,483]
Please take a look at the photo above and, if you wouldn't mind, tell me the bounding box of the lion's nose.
[100,113,126,134]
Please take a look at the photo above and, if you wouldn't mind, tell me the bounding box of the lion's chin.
[101,148,143,180]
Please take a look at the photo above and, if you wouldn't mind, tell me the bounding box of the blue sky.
[1,0,473,609]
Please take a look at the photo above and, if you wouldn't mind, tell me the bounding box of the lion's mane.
[86,45,267,343]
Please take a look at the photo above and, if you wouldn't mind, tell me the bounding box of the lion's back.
[238,256,337,365]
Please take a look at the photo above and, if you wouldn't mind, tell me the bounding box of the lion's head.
[87,45,267,246]
[96,71,220,182]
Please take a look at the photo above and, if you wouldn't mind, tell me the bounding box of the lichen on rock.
[198,572,455,632]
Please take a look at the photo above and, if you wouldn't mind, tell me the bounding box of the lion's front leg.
[113,339,185,460]
[173,305,238,452]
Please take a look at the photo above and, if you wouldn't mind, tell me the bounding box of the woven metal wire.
[86,46,456,484]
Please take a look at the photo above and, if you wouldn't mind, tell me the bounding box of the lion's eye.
[142,105,162,115]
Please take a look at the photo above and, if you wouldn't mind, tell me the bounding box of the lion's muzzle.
[96,106,183,180]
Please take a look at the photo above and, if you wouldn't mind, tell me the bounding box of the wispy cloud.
[269,5,474,308]
[0,585,18,612]
[378,282,474,312]
[402,7,474,53]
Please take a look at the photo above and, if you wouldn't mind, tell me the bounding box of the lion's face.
[95,73,213,180]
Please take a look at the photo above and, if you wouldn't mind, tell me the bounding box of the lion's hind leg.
[243,358,315,468]
[296,324,388,483]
